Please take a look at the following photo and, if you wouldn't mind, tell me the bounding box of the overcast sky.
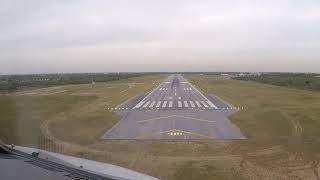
[1,0,320,74]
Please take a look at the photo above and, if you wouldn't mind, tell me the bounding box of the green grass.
[187,74,320,155]
[0,74,166,147]
[2,73,320,180]
[173,160,245,180]
[234,73,320,91]
[0,95,88,146]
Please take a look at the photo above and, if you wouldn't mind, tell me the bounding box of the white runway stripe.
[178,101,182,107]
[184,101,189,107]
[200,101,208,107]
[162,101,167,108]
[206,101,218,109]
[190,101,195,107]
[133,101,144,109]
[156,101,161,108]
[142,101,150,108]
[195,101,202,107]
[169,101,173,108]
[159,88,163,90]
[149,101,156,108]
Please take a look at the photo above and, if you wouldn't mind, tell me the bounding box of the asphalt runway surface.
[102,74,245,139]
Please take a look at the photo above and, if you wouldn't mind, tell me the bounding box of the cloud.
[1,0,320,74]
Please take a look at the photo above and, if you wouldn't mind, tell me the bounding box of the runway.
[103,74,245,139]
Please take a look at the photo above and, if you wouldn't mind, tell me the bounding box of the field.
[0,74,166,146]
[1,74,320,179]
[0,73,146,92]
[234,73,320,91]
[186,75,320,179]
[189,75,320,152]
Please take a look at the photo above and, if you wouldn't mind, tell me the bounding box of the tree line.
[234,73,320,91]
[0,73,152,92]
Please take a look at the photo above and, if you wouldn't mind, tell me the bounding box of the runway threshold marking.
[142,101,150,108]
[195,101,202,107]
[149,101,156,108]
[184,79,219,109]
[178,101,182,108]
[168,101,173,108]
[162,101,167,108]
[190,101,195,107]
[156,101,161,108]
[206,101,218,109]
[133,101,144,109]
[200,101,208,107]
[184,101,189,107]
[133,78,166,109]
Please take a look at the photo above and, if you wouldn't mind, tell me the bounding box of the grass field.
[188,75,320,154]
[185,74,320,179]
[234,73,320,91]
[1,74,320,180]
[0,74,166,146]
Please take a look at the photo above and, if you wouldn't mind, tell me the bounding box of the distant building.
[236,72,261,77]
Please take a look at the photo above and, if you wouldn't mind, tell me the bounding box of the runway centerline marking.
[104,74,245,140]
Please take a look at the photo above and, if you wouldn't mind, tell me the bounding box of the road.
[103,74,245,139]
